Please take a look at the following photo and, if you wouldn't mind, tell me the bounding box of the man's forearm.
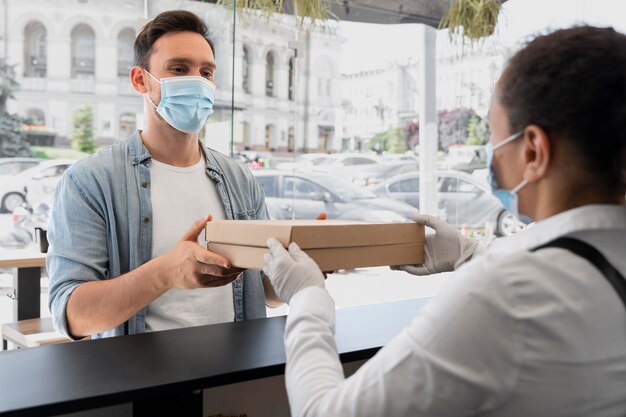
[66,258,169,338]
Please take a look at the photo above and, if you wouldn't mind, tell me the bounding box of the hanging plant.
[439,0,502,41]
[217,0,337,29]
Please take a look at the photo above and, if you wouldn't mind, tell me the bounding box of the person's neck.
[530,180,625,221]
[140,126,201,167]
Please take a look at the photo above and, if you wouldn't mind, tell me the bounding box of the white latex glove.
[263,238,325,303]
[393,214,479,276]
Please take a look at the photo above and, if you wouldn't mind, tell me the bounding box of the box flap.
[205,220,424,249]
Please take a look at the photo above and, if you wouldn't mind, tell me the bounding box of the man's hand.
[158,215,244,290]
[263,238,325,303]
[392,214,479,276]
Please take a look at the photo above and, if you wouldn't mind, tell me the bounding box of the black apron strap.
[531,237,626,310]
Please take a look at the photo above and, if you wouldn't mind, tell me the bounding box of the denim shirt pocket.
[236,209,257,220]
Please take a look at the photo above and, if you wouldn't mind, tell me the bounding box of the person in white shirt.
[263,26,626,417]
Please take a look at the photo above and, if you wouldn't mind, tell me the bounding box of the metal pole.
[230,0,236,157]
[418,24,438,217]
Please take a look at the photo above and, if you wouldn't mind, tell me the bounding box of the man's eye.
[202,71,214,78]
[172,67,186,73]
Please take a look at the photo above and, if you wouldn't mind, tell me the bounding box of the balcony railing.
[71,78,95,93]
[72,57,95,75]
[24,55,47,77]
[20,77,47,91]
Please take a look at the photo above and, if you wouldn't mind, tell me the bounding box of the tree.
[368,126,408,154]
[406,108,481,152]
[72,103,95,153]
[438,107,475,151]
[0,59,30,157]
[466,114,489,146]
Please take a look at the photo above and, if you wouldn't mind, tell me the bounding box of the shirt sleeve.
[284,257,524,417]
[47,170,110,339]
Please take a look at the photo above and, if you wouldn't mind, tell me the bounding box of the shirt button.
[141,182,148,188]
[143,217,150,224]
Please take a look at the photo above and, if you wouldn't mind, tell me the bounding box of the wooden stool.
[1,317,71,350]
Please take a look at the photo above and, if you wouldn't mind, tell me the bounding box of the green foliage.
[0,58,30,157]
[71,103,95,154]
[368,126,408,154]
[439,0,502,41]
[466,114,490,145]
[218,0,336,30]
[31,146,90,160]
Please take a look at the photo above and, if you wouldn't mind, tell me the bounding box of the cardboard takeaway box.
[205,220,425,272]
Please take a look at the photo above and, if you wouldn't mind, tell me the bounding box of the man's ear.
[521,124,551,182]
[129,66,148,94]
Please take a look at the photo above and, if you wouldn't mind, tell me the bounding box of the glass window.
[266,51,275,96]
[255,175,278,197]
[23,21,47,77]
[389,178,419,193]
[71,24,96,78]
[0,162,23,176]
[242,45,251,94]
[284,177,327,199]
[117,28,135,76]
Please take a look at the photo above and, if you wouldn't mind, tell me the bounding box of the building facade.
[341,59,419,152]
[0,0,344,153]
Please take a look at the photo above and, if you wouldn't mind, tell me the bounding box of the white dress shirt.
[284,205,626,417]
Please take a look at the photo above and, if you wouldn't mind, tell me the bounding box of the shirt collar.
[126,130,225,179]
[127,130,152,166]
[489,204,626,254]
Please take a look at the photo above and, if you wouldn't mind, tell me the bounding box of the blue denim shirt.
[47,131,269,339]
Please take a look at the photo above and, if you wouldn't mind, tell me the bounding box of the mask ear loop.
[142,69,161,110]
[493,130,524,151]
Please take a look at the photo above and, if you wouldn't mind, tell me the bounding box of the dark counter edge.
[2,347,382,417]
[0,298,428,417]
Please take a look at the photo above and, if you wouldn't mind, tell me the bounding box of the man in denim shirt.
[47,10,280,340]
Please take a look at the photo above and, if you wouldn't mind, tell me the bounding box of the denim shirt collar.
[128,131,152,166]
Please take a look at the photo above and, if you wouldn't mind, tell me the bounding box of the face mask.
[144,70,215,133]
[486,130,533,224]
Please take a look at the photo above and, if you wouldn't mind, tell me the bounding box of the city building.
[341,59,419,152]
[0,0,344,153]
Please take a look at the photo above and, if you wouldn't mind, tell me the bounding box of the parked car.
[344,161,418,187]
[311,153,380,170]
[371,170,526,236]
[253,170,418,221]
[0,159,75,213]
[441,145,487,173]
[0,157,43,177]
[275,153,330,171]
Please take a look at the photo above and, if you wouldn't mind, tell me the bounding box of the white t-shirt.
[145,155,234,332]
[283,204,626,417]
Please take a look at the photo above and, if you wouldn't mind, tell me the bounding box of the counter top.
[0,297,429,416]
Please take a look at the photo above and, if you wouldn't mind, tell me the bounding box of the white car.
[275,153,330,171]
[0,159,76,212]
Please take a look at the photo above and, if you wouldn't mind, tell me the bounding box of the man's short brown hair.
[134,10,215,70]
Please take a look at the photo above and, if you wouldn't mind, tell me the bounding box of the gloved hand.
[393,214,479,276]
[263,238,325,303]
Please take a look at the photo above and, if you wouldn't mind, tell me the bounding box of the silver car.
[371,170,525,236]
[253,170,418,222]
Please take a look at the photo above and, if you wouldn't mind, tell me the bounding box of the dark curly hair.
[497,26,626,193]
[134,10,214,71]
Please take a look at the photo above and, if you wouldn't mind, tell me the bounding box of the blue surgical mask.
[144,70,215,133]
[486,130,533,224]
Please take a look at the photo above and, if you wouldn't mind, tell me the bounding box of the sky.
[338,0,626,74]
